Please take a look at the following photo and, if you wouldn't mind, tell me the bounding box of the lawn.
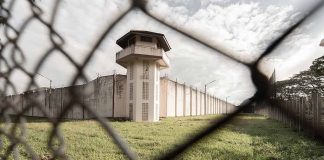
[1,114,324,159]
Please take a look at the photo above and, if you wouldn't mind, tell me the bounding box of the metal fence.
[255,93,324,137]
[1,0,324,159]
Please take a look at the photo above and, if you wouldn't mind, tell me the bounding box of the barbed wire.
[0,0,324,159]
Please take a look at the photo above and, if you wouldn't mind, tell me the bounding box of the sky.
[1,0,324,105]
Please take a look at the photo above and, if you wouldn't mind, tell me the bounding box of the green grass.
[1,114,324,159]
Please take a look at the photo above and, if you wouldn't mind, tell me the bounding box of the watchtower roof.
[116,30,171,51]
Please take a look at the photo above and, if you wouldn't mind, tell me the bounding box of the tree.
[276,71,321,99]
[276,56,324,100]
[310,55,324,77]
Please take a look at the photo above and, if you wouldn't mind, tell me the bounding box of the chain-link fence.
[1,0,324,159]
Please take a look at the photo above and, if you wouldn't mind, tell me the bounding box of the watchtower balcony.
[116,44,170,68]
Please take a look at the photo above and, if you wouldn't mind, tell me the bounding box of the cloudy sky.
[1,0,324,105]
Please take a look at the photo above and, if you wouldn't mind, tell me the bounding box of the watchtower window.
[129,83,133,100]
[142,103,148,121]
[142,82,149,100]
[157,42,162,49]
[143,61,149,79]
[129,63,134,80]
[128,37,135,46]
[141,36,152,42]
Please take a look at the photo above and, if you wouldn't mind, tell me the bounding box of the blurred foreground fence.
[255,93,324,135]
[1,0,324,159]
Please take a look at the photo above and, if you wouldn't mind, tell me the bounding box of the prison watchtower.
[116,30,171,122]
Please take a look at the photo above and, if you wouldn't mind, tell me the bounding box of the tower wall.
[126,60,160,122]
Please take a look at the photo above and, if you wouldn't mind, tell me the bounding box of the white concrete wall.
[159,78,235,118]
[197,91,201,115]
[114,76,127,118]
[191,89,197,116]
[125,59,161,122]
[185,86,190,116]
[166,80,176,117]
[4,75,235,120]
[159,78,168,117]
[176,83,184,116]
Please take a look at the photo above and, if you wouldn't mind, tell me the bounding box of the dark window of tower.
[128,37,136,46]
[141,36,152,42]
[142,82,149,100]
[129,83,133,100]
[129,62,134,80]
[142,103,148,121]
[157,42,162,49]
[143,61,149,79]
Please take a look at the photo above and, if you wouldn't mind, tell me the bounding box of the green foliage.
[310,55,324,77]
[276,55,324,99]
[276,70,323,99]
[1,115,323,159]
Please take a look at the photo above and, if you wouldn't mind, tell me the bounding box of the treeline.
[276,55,324,100]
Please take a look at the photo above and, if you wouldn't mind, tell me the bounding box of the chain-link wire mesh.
[1,0,324,159]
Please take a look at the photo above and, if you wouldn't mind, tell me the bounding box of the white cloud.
[147,1,300,62]
[259,5,324,81]
[1,0,131,92]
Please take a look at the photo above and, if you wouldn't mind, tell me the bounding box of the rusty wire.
[0,0,324,159]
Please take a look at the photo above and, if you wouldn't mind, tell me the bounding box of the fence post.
[293,98,297,128]
[183,83,186,116]
[196,87,198,116]
[311,94,316,136]
[200,91,202,115]
[175,80,177,117]
[284,100,287,125]
[297,98,301,132]
[301,97,305,132]
[305,97,310,134]
[316,94,321,133]
[190,87,192,116]
[319,95,323,133]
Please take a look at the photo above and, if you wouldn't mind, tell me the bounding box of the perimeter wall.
[2,75,235,119]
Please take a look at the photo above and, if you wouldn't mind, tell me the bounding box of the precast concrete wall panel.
[176,84,184,116]
[97,76,113,117]
[22,92,34,116]
[83,81,96,119]
[13,94,23,114]
[197,92,201,115]
[7,94,23,115]
[32,90,47,117]
[221,100,225,114]
[201,93,205,115]
[114,76,127,117]
[159,78,168,117]
[72,85,85,119]
[206,95,209,114]
[185,86,190,116]
[61,87,73,119]
[5,96,14,115]
[166,80,176,117]
[213,97,216,114]
[191,89,196,116]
